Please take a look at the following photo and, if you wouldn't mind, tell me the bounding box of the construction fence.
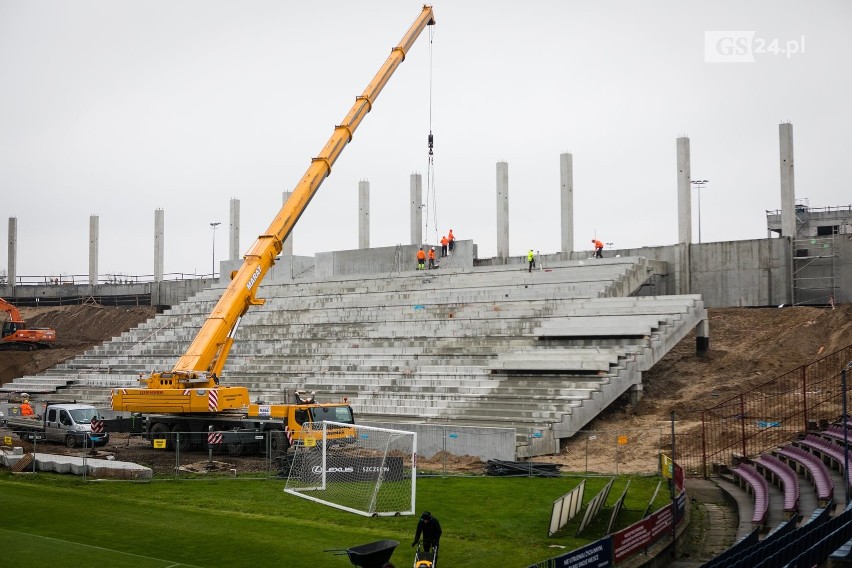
[0,428,282,480]
[0,426,516,480]
[561,428,669,477]
[675,344,852,477]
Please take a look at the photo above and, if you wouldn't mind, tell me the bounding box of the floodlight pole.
[690,180,708,243]
[210,222,221,278]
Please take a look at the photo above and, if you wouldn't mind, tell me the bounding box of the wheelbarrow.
[325,539,400,568]
[413,542,438,568]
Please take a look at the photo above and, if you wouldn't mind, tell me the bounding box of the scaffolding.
[765,203,850,306]
[793,235,839,306]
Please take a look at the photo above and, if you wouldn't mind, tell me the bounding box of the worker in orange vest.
[447,229,455,254]
[440,235,448,257]
[592,239,604,258]
[416,247,426,270]
[428,247,436,269]
[20,399,35,417]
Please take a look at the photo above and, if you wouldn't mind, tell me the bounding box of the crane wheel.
[150,423,171,450]
[171,423,191,453]
[270,431,289,455]
[227,440,244,457]
[65,435,78,448]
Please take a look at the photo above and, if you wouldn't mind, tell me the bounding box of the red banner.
[612,494,680,563]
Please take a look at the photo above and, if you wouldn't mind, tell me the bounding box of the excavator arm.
[0,297,24,324]
[117,6,435,412]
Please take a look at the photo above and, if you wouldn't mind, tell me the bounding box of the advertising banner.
[612,491,685,563]
[529,538,612,568]
[300,455,405,483]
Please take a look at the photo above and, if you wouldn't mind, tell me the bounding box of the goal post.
[284,421,417,517]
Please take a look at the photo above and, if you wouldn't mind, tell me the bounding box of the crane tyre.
[65,434,77,448]
[270,431,289,456]
[227,439,244,457]
[150,422,171,450]
[171,423,191,453]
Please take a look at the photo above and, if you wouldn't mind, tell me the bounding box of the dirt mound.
[641,305,852,415]
[0,304,156,385]
[550,304,852,473]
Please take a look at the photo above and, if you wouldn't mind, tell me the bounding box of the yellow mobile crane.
[110,6,435,454]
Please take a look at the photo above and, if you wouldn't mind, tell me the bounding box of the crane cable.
[424,23,438,245]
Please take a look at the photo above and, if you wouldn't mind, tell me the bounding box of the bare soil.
[547,304,852,474]
[2,303,851,475]
[0,304,157,384]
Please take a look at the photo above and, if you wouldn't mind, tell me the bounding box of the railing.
[766,204,852,217]
[677,345,852,477]
[1,272,215,286]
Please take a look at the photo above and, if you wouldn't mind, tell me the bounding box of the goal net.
[283,421,417,517]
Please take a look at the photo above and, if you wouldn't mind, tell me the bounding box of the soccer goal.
[283,421,417,517]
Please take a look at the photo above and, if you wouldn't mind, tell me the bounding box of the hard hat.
[431,247,435,250]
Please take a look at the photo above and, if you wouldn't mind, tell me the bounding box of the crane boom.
[114,6,435,413]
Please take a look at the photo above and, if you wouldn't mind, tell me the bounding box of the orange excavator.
[0,297,56,350]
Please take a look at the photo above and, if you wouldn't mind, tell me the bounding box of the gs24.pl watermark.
[705,31,805,62]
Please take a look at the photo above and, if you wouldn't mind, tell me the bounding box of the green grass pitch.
[0,471,669,567]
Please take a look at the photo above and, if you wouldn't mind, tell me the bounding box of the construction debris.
[485,459,561,477]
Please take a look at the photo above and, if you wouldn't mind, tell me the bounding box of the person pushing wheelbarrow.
[412,511,441,567]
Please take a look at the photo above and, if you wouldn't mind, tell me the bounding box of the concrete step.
[17,256,704,461]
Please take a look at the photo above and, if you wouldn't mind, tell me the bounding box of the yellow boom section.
[139,6,435,395]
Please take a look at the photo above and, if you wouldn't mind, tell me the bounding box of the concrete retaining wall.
[316,240,476,278]
[596,238,792,308]
[0,279,213,307]
[3,236,848,309]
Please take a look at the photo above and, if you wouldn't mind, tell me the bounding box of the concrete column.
[410,173,422,245]
[7,217,17,287]
[559,153,574,257]
[496,161,509,261]
[154,209,164,282]
[358,180,370,249]
[629,384,643,405]
[229,198,240,261]
[281,191,294,255]
[779,123,796,238]
[89,215,99,286]
[696,317,710,357]
[676,137,692,245]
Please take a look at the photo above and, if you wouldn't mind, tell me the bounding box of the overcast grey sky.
[1,0,850,279]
